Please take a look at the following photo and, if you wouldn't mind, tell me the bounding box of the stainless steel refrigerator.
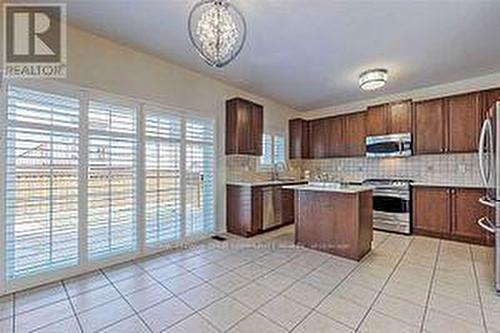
[478,101,500,294]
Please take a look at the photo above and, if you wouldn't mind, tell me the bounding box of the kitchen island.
[284,184,373,261]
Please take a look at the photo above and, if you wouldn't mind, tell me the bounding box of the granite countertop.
[226,180,308,187]
[411,182,486,189]
[283,184,373,194]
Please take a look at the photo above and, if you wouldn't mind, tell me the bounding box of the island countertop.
[283,184,373,194]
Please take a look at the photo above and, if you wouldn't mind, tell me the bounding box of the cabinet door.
[250,103,263,156]
[309,119,327,158]
[452,188,493,245]
[388,101,412,134]
[281,189,295,224]
[414,99,446,154]
[447,93,481,153]
[344,112,366,157]
[289,118,309,159]
[225,98,263,155]
[412,187,450,235]
[366,104,388,136]
[326,116,344,157]
[483,88,500,112]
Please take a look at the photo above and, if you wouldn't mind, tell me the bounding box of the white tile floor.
[1,225,498,333]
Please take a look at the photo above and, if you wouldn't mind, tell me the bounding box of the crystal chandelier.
[188,0,247,68]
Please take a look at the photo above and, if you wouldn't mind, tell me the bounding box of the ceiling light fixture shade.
[359,69,388,91]
[188,0,247,68]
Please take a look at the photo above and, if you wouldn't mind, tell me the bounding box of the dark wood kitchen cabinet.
[446,92,481,153]
[227,185,262,237]
[326,116,345,157]
[309,118,327,159]
[366,104,388,136]
[388,100,412,134]
[344,111,366,156]
[452,188,493,245]
[289,118,309,159]
[412,186,450,235]
[412,186,493,246]
[414,93,482,155]
[227,183,303,237]
[366,101,412,136]
[414,98,447,154]
[225,98,263,155]
[483,87,500,113]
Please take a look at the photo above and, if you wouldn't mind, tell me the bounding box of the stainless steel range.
[362,179,412,234]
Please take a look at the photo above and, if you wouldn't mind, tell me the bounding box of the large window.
[88,101,137,259]
[185,118,215,235]
[5,86,80,279]
[1,84,216,287]
[259,133,285,168]
[145,109,181,245]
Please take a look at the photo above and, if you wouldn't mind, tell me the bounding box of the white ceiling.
[27,0,500,111]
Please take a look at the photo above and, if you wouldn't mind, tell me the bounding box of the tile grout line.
[134,259,223,333]
[419,239,442,333]
[219,231,397,332]
[188,244,310,332]
[99,268,154,333]
[61,280,84,333]
[469,245,489,333]
[221,250,334,332]
[354,237,415,332]
[283,233,395,333]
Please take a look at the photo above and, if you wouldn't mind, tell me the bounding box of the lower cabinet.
[227,184,298,237]
[412,186,494,245]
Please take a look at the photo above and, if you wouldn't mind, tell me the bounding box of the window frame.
[258,131,286,170]
[0,80,218,294]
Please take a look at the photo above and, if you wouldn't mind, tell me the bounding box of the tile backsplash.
[227,153,481,186]
[302,153,481,185]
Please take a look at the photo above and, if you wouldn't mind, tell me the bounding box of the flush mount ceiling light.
[359,69,388,91]
[188,0,247,68]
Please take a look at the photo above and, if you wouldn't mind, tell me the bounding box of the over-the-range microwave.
[366,133,412,158]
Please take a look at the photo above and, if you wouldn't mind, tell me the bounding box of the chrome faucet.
[272,161,288,180]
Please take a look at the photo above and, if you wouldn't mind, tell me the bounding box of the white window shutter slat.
[5,86,80,279]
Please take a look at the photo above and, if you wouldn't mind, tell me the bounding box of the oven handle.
[477,216,495,234]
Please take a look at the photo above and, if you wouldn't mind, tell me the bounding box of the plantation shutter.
[87,100,137,259]
[144,109,182,245]
[5,86,80,279]
[274,135,285,163]
[185,118,215,235]
[260,133,273,166]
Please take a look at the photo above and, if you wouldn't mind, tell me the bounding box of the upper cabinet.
[344,111,366,157]
[414,93,482,154]
[483,88,500,113]
[325,116,345,157]
[446,92,481,153]
[366,101,412,136]
[388,101,412,134]
[289,118,309,159]
[366,104,388,136]
[414,98,447,154]
[288,86,499,160]
[226,98,263,155]
[308,118,327,159]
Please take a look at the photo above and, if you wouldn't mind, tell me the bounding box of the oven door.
[372,194,411,234]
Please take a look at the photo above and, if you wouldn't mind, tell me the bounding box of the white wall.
[1,24,301,233]
[302,71,500,119]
